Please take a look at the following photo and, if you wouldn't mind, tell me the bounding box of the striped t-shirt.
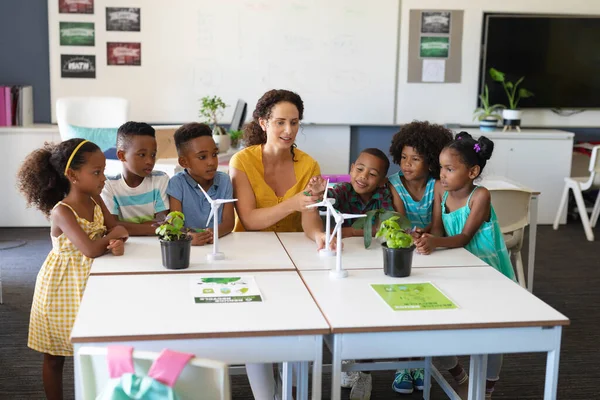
[101,171,170,223]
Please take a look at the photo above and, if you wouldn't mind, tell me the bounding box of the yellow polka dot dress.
[28,201,106,356]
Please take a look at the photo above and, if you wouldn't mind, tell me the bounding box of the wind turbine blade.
[341,213,367,219]
[206,207,215,227]
[215,198,238,204]
[323,179,330,202]
[197,184,213,203]
[330,221,342,241]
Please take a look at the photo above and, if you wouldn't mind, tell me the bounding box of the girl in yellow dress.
[17,139,129,400]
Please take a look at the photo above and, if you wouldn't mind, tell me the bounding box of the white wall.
[397,0,600,127]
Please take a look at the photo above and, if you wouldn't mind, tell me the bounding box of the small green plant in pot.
[376,216,415,277]
[473,84,504,132]
[199,95,230,152]
[155,211,192,270]
[228,129,243,149]
[489,68,534,129]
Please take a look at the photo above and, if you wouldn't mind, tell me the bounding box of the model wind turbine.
[197,184,237,261]
[328,207,366,279]
[306,179,337,257]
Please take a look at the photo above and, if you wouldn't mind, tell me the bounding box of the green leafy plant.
[351,209,412,248]
[199,95,228,135]
[489,68,534,110]
[473,84,504,121]
[375,216,414,249]
[228,129,243,147]
[155,211,191,241]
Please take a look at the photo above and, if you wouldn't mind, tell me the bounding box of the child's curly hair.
[17,139,101,217]
[243,89,304,160]
[389,121,453,179]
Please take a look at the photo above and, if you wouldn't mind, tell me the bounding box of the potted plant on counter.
[473,84,503,132]
[155,211,192,270]
[489,67,534,131]
[199,95,230,152]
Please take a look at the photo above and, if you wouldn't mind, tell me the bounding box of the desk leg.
[528,195,539,293]
[423,356,432,400]
[468,355,487,400]
[312,335,323,400]
[544,327,562,400]
[282,362,293,400]
[331,335,342,400]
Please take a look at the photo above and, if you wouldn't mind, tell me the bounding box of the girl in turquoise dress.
[387,122,466,395]
[416,131,516,399]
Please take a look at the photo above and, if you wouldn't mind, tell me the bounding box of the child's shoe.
[412,368,425,390]
[392,369,414,394]
[350,372,372,400]
[341,360,359,388]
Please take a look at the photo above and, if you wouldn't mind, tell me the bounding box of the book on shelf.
[0,85,34,127]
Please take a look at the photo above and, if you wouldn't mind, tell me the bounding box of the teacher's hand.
[291,191,320,212]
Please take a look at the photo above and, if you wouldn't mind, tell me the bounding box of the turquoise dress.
[388,172,436,229]
[441,187,516,280]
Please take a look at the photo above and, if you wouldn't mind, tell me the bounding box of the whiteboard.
[48,0,399,124]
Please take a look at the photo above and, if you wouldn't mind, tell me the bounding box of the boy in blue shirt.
[167,123,235,245]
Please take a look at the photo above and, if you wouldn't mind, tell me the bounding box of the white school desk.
[90,233,295,275]
[299,268,568,400]
[71,271,329,400]
[480,176,540,293]
[276,233,488,270]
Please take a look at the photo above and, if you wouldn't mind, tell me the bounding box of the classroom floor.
[0,221,598,399]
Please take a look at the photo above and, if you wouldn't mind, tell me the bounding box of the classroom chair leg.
[553,184,570,230]
[515,251,526,289]
[572,186,595,241]
[590,191,600,228]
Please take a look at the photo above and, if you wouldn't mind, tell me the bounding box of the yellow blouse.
[230,145,321,232]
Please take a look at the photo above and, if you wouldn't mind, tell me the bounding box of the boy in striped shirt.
[100,122,169,235]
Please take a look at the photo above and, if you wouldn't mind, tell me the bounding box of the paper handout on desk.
[190,276,263,304]
[371,282,457,311]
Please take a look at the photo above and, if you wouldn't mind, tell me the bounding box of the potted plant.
[228,129,243,149]
[155,211,192,270]
[376,216,416,277]
[473,84,504,132]
[489,68,534,129]
[199,95,230,152]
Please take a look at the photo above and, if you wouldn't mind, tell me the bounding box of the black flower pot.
[382,243,415,277]
[160,237,192,270]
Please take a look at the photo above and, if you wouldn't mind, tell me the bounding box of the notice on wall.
[107,42,141,66]
[421,59,445,82]
[59,0,94,14]
[59,22,95,46]
[106,7,141,32]
[61,54,96,78]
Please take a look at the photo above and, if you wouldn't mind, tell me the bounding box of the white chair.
[77,346,231,400]
[489,188,532,288]
[56,97,129,141]
[553,145,600,241]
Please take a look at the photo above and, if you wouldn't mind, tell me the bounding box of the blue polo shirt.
[166,170,233,229]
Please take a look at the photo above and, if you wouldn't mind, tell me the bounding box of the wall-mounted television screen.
[480,14,600,109]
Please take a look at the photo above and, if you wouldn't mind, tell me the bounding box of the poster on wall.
[59,0,94,14]
[106,7,141,32]
[420,36,449,58]
[421,11,451,34]
[59,22,95,46]
[61,55,96,78]
[107,42,141,66]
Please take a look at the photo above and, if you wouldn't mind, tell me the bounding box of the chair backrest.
[56,97,129,141]
[588,145,600,187]
[78,346,231,400]
[489,188,532,234]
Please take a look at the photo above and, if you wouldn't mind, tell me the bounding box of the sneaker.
[392,369,414,394]
[341,360,359,388]
[412,368,425,391]
[350,372,372,400]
